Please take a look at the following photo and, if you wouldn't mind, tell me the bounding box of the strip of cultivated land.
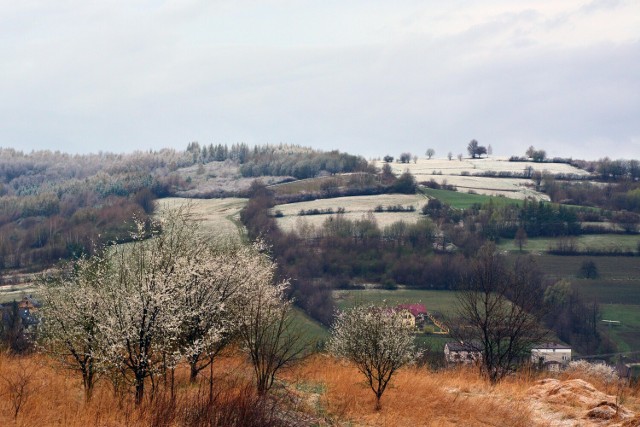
[498,235,640,253]
[385,157,591,200]
[157,197,248,242]
[273,193,427,232]
[386,157,591,177]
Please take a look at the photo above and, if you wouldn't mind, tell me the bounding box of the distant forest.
[0,144,368,272]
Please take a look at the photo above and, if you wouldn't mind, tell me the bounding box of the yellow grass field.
[1,352,638,426]
[157,197,247,243]
[273,194,428,233]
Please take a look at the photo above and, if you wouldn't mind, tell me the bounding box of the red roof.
[396,303,427,317]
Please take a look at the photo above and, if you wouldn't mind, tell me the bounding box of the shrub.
[565,360,618,385]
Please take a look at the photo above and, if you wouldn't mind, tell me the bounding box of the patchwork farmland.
[273,193,427,233]
[384,156,592,200]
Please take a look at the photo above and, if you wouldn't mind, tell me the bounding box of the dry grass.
[156,197,247,243]
[2,351,638,426]
[286,355,538,426]
[0,351,266,427]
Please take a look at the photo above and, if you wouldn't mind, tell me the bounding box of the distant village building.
[395,303,427,328]
[444,341,482,365]
[0,295,40,352]
[530,343,572,371]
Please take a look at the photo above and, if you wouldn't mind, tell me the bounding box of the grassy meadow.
[498,234,640,254]
[421,187,524,209]
[334,288,459,315]
[599,304,640,353]
[532,255,640,281]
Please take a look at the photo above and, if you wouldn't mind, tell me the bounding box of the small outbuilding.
[530,343,571,371]
[444,341,482,365]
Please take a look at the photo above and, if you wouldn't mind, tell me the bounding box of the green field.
[599,304,640,352]
[498,234,640,253]
[575,280,640,305]
[334,289,459,317]
[333,289,458,352]
[421,187,523,209]
[531,255,640,280]
[291,308,329,348]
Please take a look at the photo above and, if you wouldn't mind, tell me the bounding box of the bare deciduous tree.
[426,148,435,159]
[1,360,38,420]
[514,227,528,252]
[454,244,547,383]
[329,305,417,410]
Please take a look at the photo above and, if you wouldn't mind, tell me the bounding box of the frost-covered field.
[384,157,591,177]
[276,211,425,233]
[157,197,247,242]
[378,157,590,200]
[273,194,427,216]
[273,194,427,233]
[421,175,549,201]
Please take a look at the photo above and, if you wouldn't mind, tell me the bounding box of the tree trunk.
[83,370,94,402]
[135,375,145,406]
[170,368,175,401]
[208,358,214,404]
[190,355,199,383]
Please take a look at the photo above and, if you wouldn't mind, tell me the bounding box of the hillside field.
[334,288,459,316]
[0,197,249,302]
[273,193,427,232]
[384,156,591,200]
[531,255,640,281]
[498,234,640,254]
[421,187,524,209]
[599,304,640,353]
[384,157,591,177]
[157,197,247,241]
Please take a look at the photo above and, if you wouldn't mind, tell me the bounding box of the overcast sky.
[1,0,639,159]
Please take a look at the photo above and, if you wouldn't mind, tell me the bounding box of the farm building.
[395,303,427,328]
[444,341,482,365]
[530,343,572,371]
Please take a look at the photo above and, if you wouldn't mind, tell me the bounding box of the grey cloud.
[0,1,638,161]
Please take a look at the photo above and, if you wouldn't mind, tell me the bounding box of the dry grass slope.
[2,352,638,426]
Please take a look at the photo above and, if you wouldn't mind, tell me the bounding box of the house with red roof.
[394,303,427,328]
